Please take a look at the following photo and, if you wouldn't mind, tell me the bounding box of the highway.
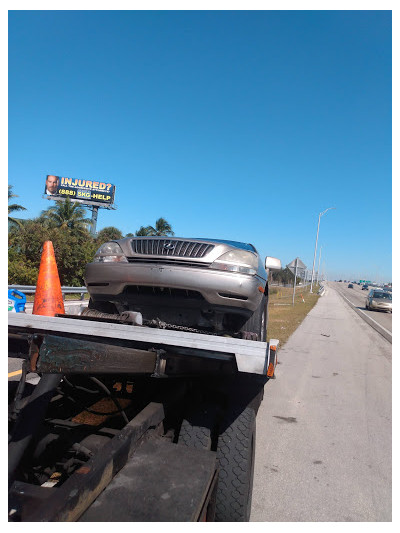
[329,281,392,333]
[251,284,391,521]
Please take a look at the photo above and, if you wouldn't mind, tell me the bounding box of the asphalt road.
[330,281,392,333]
[250,284,391,521]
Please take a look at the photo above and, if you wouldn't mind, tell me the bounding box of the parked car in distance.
[348,283,354,288]
[362,284,369,290]
[365,290,392,313]
[84,237,282,339]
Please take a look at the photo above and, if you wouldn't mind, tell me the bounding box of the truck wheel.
[178,403,216,450]
[215,406,256,522]
[179,418,212,450]
[240,295,267,341]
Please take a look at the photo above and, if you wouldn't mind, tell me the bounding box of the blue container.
[8,289,27,313]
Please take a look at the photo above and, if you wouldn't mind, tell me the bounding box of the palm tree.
[41,198,91,234]
[8,185,26,228]
[135,226,152,236]
[146,218,175,237]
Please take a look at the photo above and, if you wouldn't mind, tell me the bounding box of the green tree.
[8,185,26,228]
[96,226,123,245]
[41,198,91,235]
[8,219,97,286]
[145,217,174,236]
[271,267,295,285]
[8,245,38,285]
[135,226,152,236]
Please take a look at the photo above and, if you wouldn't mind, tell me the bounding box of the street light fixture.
[310,207,335,293]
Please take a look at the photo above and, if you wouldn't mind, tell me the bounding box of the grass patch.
[267,284,320,346]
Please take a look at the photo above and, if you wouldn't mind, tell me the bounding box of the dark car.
[362,284,369,290]
[348,283,354,288]
[84,237,282,339]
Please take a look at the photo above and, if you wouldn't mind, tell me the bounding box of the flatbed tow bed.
[8,312,279,522]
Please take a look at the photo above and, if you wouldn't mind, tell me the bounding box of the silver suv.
[365,289,392,313]
[84,237,281,339]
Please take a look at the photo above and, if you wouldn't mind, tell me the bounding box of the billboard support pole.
[90,206,99,236]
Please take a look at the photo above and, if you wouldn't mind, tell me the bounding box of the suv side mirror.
[265,256,282,271]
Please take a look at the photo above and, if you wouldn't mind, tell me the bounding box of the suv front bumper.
[84,262,266,312]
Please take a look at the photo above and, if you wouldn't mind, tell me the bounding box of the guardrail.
[270,282,312,288]
[8,285,88,301]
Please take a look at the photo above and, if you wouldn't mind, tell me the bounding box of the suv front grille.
[131,239,214,258]
[126,258,211,268]
[123,286,205,300]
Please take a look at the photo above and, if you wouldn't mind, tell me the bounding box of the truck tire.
[215,406,256,522]
[179,418,212,450]
[240,294,267,342]
[178,402,216,450]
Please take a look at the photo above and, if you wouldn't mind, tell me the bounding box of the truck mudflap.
[9,313,278,377]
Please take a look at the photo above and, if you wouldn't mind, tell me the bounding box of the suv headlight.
[93,242,128,263]
[210,250,258,275]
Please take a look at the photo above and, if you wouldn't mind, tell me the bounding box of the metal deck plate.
[79,438,217,522]
[8,313,270,374]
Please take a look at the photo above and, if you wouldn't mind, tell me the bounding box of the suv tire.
[240,294,267,341]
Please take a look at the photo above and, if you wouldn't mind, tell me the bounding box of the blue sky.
[8,10,392,282]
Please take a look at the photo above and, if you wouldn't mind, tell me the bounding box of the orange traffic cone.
[32,241,65,316]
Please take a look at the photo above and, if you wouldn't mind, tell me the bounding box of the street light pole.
[317,245,322,283]
[310,207,335,293]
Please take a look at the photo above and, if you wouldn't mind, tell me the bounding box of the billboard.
[44,175,115,205]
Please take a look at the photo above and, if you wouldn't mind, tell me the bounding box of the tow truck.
[8,308,279,522]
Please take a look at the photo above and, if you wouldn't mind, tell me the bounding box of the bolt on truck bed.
[8,312,278,521]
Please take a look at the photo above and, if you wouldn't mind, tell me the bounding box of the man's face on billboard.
[46,175,59,194]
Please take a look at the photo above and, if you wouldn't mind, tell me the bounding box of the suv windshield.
[373,292,391,300]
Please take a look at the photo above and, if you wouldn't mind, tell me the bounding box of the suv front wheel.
[239,294,267,342]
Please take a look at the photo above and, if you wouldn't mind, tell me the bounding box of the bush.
[8,259,38,285]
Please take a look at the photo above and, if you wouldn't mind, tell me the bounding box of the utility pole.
[310,207,335,292]
[292,258,298,306]
[317,246,322,283]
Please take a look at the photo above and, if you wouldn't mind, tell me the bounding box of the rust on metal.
[72,398,132,426]
[76,466,91,475]
[29,339,40,373]
[36,335,157,375]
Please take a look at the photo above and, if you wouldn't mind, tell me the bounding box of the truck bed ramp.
[8,313,278,376]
